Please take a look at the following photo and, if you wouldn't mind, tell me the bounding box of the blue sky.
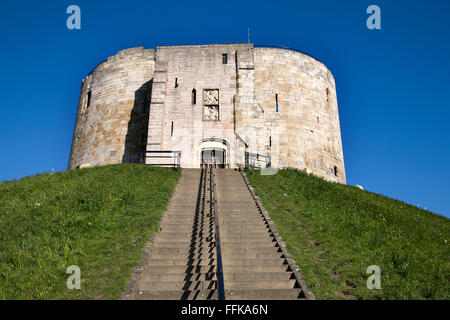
[0,0,449,216]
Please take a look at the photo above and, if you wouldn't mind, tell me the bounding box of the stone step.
[218,215,265,221]
[132,290,218,300]
[162,214,213,219]
[169,206,203,210]
[220,238,275,244]
[222,265,289,274]
[156,233,216,239]
[218,212,262,217]
[226,289,304,300]
[159,227,214,232]
[220,230,270,236]
[139,273,217,282]
[153,242,216,248]
[161,227,214,232]
[225,280,296,290]
[161,217,211,222]
[221,252,284,260]
[223,272,293,282]
[168,201,198,205]
[151,247,215,255]
[144,265,216,274]
[155,235,215,242]
[155,236,215,243]
[218,198,255,201]
[160,224,214,229]
[137,280,217,291]
[219,209,261,214]
[221,247,281,254]
[218,201,257,205]
[161,218,212,223]
[159,227,214,233]
[222,258,285,266]
[147,258,215,266]
[220,235,272,241]
[221,242,277,249]
[148,252,217,260]
[143,265,217,274]
[218,207,259,211]
[221,231,271,237]
[219,222,267,228]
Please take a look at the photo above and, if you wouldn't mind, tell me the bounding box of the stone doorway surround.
[201,148,226,168]
[198,138,230,168]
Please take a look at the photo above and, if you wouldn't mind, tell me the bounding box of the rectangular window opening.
[222,53,228,64]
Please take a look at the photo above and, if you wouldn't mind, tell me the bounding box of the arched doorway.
[201,148,226,168]
[198,138,229,168]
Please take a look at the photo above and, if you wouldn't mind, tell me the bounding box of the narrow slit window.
[222,53,228,64]
[326,88,330,106]
[175,78,178,88]
[192,89,196,105]
[171,121,174,137]
[82,90,91,114]
[87,90,92,108]
[275,94,279,112]
[269,136,272,147]
[334,166,339,177]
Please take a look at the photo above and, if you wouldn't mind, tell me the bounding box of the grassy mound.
[0,164,180,299]
[246,169,449,300]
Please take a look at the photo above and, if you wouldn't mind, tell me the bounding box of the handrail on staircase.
[210,167,225,300]
[145,150,181,169]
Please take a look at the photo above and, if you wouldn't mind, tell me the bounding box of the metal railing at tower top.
[145,150,181,169]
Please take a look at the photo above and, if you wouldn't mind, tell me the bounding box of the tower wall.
[146,44,252,168]
[252,47,345,183]
[68,44,346,184]
[68,47,155,169]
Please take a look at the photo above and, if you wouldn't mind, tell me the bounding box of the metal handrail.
[245,151,271,169]
[145,150,181,169]
[210,167,225,300]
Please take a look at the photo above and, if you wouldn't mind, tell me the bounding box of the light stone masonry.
[68,44,346,183]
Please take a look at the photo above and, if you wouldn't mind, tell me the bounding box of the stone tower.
[68,44,346,183]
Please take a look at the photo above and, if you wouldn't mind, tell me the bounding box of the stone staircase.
[123,168,308,300]
[215,169,304,300]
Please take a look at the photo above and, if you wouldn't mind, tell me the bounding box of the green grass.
[246,168,449,300]
[0,164,180,299]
